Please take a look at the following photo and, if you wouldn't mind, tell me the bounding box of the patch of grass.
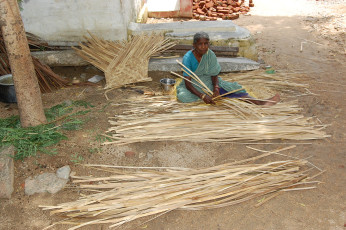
[70,154,84,164]
[88,147,100,154]
[0,100,93,161]
[95,134,112,144]
[17,0,23,10]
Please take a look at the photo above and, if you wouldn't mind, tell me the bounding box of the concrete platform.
[129,21,257,60]
[31,50,89,67]
[129,20,237,34]
[149,57,260,72]
[32,50,259,72]
[31,21,258,67]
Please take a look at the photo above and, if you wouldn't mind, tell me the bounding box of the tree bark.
[0,0,47,127]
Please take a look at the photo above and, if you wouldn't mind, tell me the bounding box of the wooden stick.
[176,60,212,95]
[179,67,213,95]
[213,87,245,99]
[170,71,211,95]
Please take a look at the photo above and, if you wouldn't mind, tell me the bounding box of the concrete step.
[129,20,238,35]
[32,50,260,72]
[149,57,260,72]
[128,21,257,60]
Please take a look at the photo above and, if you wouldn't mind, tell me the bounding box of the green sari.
[176,49,246,103]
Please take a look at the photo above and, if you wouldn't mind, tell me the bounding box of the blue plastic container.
[0,74,17,103]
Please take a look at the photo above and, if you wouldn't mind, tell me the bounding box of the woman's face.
[193,38,209,56]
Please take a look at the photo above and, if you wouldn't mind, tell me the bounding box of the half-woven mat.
[103,69,328,145]
[73,32,176,89]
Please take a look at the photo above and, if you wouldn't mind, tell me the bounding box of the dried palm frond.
[40,146,323,229]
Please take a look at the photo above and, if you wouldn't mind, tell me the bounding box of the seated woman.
[176,32,280,106]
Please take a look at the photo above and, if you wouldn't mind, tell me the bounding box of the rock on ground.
[0,146,15,199]
[25,165,70,196]
[56,165,71,180]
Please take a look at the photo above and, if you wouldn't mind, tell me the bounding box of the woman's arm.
[185,76,215,104]
[211,75,220,97]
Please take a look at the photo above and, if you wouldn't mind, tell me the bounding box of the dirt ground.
[0,0,345,229]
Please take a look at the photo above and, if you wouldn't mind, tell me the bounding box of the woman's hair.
[193,32,210,44]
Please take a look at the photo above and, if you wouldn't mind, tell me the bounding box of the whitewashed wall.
[20,0,142,46]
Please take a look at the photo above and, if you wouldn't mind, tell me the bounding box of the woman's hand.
[201,94,215,104]
[212,87,220,98]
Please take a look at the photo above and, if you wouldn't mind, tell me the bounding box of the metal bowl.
[0,74,17,103]
[160,78,176,91]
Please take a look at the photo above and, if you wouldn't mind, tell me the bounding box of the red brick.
[197,7,204,14]
[219,9,230,14]
[229,14,239,19]
[199,15,207,20]
[205,2,214,8]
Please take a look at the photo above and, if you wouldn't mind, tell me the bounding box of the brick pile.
[192,0,254,21]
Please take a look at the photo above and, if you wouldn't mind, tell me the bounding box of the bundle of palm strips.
[105,96,328,145]
[104,62,328,145]
[40,146,323,229]
[220,70,311,99]
[73,32,176,89]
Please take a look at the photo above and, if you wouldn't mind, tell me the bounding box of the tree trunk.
[0,0,47,127]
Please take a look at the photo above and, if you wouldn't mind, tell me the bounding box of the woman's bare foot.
[263,93,280,106]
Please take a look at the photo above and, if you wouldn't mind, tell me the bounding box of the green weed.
[70,154,84,164]
[88,147,100,154]
[0,100,93,160]
[95,134,112,144]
